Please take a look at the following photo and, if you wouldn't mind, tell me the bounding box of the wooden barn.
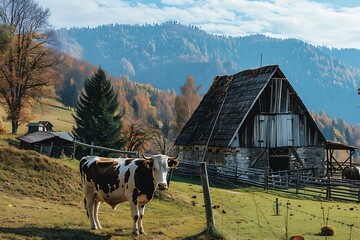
[175,65,355,177]
[17,131,74,158]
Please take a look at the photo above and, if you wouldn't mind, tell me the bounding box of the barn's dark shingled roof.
[17,131,74,144]
[174,65,285,147]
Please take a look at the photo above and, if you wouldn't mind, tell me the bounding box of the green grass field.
[1,145,360,239]
[1,100,360,239]
[0,97,74,135]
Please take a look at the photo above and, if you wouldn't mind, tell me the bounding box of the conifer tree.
[72,68,125,155]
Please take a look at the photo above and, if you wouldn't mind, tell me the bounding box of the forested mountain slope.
[55,22,360,124]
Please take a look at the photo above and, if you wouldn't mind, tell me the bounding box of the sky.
[36,0,360,49]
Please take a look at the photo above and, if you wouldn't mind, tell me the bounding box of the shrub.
[320,225,335,236]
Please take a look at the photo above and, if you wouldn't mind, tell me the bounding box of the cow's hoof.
[132,231,140,236]
[140,231,146,235]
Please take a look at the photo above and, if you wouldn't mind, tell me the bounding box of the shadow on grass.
[182,227,226,240]
[0,226,111,239]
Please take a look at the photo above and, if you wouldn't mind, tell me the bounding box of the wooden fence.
[173,160,360,202]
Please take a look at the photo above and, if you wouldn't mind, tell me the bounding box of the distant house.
[19,120,72,158]
[174,65,356,177]
[27,121,53,133]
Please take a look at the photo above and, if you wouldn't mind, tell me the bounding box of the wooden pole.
[199,163,215,229]
[296,169,300,194]
[90,141,94,155]
[275,198,279,215]
[264,166,269,190]
[72,141,76,159]
[49,142,54,157]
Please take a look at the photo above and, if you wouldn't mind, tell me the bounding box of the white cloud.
[36,0,360,49]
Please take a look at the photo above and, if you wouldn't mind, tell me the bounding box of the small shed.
[17,131,74,158]
[175,65,330,176]
[27,121,53,133]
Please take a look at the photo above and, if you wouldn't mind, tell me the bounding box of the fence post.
[235,161,238,183]
[326,174,331,200]
[49,141,54,157]
[264,166,269,190]
[275,198,280,215]
[72,141,76,159]
[90,141,94,155]
[199,163,215,230]
[296,169,300,194]
[167,168,174,187]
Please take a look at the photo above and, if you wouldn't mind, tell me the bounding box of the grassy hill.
[2,144,360,239]
[0,97,74,135]
[0,145,209,239]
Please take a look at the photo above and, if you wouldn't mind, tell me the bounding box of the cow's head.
[142,154,179,190]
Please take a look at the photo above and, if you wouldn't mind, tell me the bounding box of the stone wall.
[292,147,325,176]
[177,146,325,176]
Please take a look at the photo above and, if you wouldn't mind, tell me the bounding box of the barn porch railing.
[173,160,360,202]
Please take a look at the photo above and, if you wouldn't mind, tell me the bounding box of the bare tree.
[0,0,62,134]
[0,24,11,52]
[123,122,155,152]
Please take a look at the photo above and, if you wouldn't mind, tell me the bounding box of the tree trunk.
[11,119,18,134]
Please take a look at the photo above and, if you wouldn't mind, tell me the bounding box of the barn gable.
[175,65,325,148]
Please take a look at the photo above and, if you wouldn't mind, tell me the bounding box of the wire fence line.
[173,160,360,203]
[202,167,360,240]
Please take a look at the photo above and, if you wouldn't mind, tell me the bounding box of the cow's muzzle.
[157,183,168,191]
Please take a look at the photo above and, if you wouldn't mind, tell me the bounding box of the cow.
[79,154,179,235]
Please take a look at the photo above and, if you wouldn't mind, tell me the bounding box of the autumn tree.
[173,75,202,134]
[72,68,125,155]
[146,91,176,154]
[0,0,62,134]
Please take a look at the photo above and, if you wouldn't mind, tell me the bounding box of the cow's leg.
[83,183,98,230]
[138,204,146,235]
[84,193,97,229]
[129,202,140,235]
[94,201,102,229]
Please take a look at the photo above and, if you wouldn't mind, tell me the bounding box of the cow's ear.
[168,159,179,168]
[144,160,153,168]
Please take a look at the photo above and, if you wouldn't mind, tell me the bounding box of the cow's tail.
[80,157,89,218]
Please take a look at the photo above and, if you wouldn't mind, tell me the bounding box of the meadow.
[1,100,360,239]
[1,144,360,239]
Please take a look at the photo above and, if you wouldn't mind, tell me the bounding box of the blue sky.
[37,0,360,49]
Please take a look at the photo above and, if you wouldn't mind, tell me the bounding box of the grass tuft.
[320,225,336,236]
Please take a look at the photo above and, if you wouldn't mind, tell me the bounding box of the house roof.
[17,131,74,144]
[174,65,321,147]
[27,121,53,127]
[325,140,357,151]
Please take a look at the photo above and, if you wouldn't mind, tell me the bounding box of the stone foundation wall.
[177,146,325,175]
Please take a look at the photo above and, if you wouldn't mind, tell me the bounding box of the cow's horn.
[142,154,153,160]
[169,154,178,160]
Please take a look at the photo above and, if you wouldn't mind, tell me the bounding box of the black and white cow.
[79,154,179,235]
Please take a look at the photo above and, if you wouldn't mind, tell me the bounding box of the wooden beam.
[289,147,305,168]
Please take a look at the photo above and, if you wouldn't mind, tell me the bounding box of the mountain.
[54,22,360,124]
